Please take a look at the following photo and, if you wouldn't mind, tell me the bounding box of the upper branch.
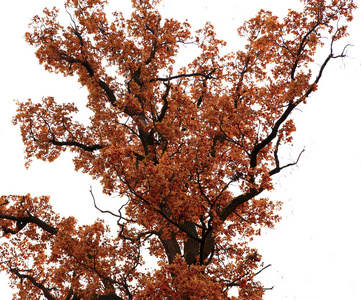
[151,69,216,82]
[250,102,296,169]
[58,52,118,106]
[291,22,320,80]
[250,29,345,170]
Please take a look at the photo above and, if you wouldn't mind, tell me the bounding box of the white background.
[1,1,360,299]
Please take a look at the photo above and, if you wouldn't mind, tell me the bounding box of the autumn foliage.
[0,0,356,299]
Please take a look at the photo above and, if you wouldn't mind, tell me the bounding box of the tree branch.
[58,52,118,106]
[250,102,296,169]
[49,138,103,152]
[291,22,320,80]
[219,188,263,222]
[0,213,58,235]
[10,268,56,300]
[151,69,216,82]
[269,146,305,176]
[89,187,120,218]
[157,83,170,122]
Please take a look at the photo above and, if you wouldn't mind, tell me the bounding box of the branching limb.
[58,51,118,107]
[26,113,104,153]
[90,187,120,218]
[121,168,202,242]
[0,212,58,235]
[250,102,296,169]
[10,268,56,300]
[269,139,305,176]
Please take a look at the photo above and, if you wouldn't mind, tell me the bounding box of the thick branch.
[157,83,170,122]
[65,289,81,300]
[59,53,117,106]
[123,173,201,242]
[159,232,182,264]
[10,268,56,300]
[0,213,58,235]
[250,48,336,170]
[183,220,200,265]
[49,138,103,152]
[219,188,262,222]
[250,102,295,168]
[98,79,118,106]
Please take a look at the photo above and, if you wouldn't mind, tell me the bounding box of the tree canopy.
[0,0,356,299]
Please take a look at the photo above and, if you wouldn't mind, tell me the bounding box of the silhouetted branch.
[89,187,121,218]
[269,140,305,176]
[49,139,103,152]
[151,68,216,82]
[219,188,263,222]
[10,268,56,300]
[0,212,57,235]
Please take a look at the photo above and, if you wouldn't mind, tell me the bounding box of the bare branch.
[253,263,272,277]
[89,187,120,218]
[269,147,305,176]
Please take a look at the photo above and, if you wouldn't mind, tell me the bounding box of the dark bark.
[0,213,58,235]
[10,269,56,300]
[49,139,103,152]
[219,188,262,222]
[182,221,199,265]
[159,232,182,264]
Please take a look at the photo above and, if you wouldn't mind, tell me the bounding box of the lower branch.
[10,268,56,300]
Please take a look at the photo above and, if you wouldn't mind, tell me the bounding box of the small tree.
[0,0,356,299]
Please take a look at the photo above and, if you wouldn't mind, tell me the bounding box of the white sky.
[1,0,361,299]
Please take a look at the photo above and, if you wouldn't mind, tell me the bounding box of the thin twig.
[89,187,120,218]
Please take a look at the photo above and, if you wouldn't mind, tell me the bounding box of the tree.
[0,0,356,299]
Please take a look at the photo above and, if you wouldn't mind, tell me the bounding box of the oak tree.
[0,0,356,299]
